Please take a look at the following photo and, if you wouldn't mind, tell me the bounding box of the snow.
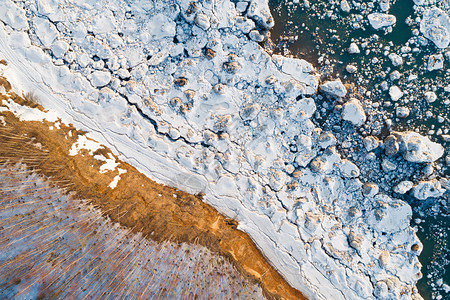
[0,0,28,30]
[109,168,127,189]
[94,153,120,174]
[1,98,59,123]
[0,0,427,299]
[69,135,103,156]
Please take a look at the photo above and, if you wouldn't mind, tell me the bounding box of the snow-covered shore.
[1,0,444,298]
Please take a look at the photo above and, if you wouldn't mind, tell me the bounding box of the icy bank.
[0,0,426,299]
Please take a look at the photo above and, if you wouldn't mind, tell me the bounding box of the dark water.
[268,0,449,143]
[268,0,450,298]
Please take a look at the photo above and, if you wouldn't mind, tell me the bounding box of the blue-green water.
[268,0,449,298]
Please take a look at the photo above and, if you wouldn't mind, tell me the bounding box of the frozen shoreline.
[1,0,445,298]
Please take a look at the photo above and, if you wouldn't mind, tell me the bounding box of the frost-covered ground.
[0,0,448,299]
[0,163,264,299]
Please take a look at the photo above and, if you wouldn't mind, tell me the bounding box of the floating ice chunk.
[268,170,288,192]
[88,71,112,88]
[0,0,29,30]
[378,0,390,12]
[362,182,379,197]
[388,53,403,66]
[408,74,418,81]
[35,0,59,18]
[273,55,318,95]
[195,13,211,30]
[340,159,360,178]
[340,0,350,12]
[385,136,399,156]
[33,17,58,48]
[363,136,379,151]
[394,131,444,163]
[393,181,414,194]
[116,68,131,80]
[382,159,397,171]
[368,13,396,30]
[427,54,444,71]
[236,1,249,12]
[412,180,445,200]
[71,22,88,43]
[235,16,256,34]
[342,98,366,126]
[320,79,347,98]
[389,86,403,101]
[51,40,69,59]
[91,11,116,35]
[249,30,265,42]
[295,97,316,117]
[424,91,437,103]
[77,53,91,68]
[396,107,410,118]
[389,70,401,81]
[367,195,411,233]
[146,14,176,39]
[420,8,450,49]
[346,64,357,73]
[318,132,337,149]
[348,42,360,54]
[246,0,275,29]
[295,135,316,167]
